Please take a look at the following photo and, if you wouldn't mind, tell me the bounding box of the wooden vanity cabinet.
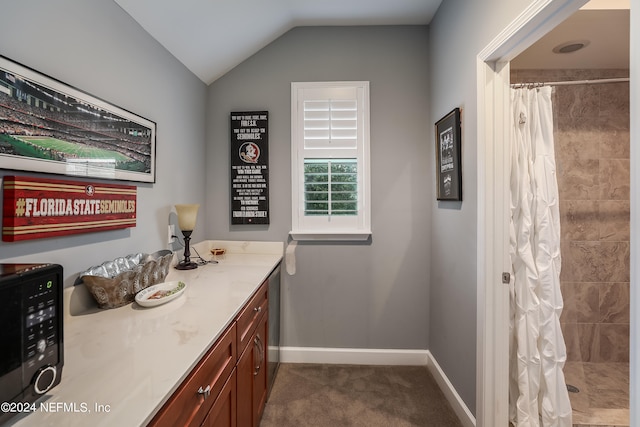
[148,278,272,427]
[148,323,237,427]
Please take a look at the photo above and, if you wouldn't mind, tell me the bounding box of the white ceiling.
[113,0,443,85]
[114,0,629,84]
[512,5,629,69]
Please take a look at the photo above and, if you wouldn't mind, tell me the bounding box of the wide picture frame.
[435,107,462,201]
[0,56,156,183]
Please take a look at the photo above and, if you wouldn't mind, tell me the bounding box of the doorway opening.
[510,6,630,425]
[476,1,636,426]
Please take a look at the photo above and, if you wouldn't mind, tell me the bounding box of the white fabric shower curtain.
[509,86,572,427]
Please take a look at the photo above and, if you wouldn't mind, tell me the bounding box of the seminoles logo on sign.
[85,185,95,196]
[239,142,260,164]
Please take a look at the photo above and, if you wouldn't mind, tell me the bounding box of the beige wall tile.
[560,200,599,241]
[599,82,630,117]
[600,159,630,200]
[600,283,630,324]
[556,128,600,162]
[555,84,600,118]
[598,200,630,241]
[599,128,630,159]
[557,158,600,200]
[561,242,629,283]
[561,282,599,323]
[599,324,630,362]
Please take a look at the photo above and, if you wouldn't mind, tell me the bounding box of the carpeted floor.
[260,363,464,427]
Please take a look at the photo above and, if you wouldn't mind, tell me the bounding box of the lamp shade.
[175,204,199,231]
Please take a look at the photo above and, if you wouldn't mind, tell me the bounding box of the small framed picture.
[435,108,462,201]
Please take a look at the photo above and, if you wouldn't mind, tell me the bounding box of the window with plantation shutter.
[291,82,371,241]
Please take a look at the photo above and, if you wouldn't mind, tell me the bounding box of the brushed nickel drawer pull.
[253,337,260,376]
[197,385,211,399]
[253,334,264,376]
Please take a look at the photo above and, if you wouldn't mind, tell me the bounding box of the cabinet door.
[201,370,237,427]
[252,313,268,426]
[148,324,236,427]
[237,312,268,427]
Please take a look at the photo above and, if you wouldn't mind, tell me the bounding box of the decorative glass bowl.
[79,250,174,309]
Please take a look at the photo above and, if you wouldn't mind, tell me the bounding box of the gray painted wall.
[0,0,207,285]
[206,26,432,350]
[427,0,551,414]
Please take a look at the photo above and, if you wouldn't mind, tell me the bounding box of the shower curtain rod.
[511,77,629,88]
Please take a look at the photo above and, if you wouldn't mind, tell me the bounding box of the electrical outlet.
[167,224,175,248]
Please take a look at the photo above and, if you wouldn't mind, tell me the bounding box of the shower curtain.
[509,86,572,427]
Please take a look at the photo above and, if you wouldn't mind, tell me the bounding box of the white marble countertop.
[9,240,283,427]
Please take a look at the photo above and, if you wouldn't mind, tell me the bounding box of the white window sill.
[289,230,372,242]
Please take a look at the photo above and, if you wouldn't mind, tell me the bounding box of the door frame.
[475,0,637,426]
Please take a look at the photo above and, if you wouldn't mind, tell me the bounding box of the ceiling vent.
[552,40,590,54]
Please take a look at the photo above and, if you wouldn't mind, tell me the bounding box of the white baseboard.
[279,346,475,427]
[426,351,476,427]
[280,346,430,365]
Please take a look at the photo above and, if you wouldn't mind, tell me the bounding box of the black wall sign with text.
[230,111,269,224]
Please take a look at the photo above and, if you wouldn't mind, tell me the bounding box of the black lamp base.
[175,260,198,270]
[175,230,198,270]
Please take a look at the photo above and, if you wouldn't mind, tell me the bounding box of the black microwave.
[0,263,64,425]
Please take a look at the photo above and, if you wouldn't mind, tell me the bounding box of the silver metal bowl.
[80,250,174,309]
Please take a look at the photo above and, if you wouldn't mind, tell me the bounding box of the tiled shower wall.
[511,69,630,363]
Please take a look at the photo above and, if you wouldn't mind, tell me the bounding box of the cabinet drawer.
[148,323,237,427]
[236,281,267,356]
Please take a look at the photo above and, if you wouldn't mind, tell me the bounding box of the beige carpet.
[260,363,464,427]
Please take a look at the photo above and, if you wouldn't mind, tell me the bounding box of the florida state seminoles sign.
[2,176,136,242]
[230,111,269,225]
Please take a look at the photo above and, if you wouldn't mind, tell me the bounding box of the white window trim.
[290,81,371,241]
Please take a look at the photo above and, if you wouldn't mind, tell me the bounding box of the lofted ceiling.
[113,0,443,85]
[113,0,629,85]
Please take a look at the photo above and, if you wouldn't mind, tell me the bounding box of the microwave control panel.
[24,274,59,366]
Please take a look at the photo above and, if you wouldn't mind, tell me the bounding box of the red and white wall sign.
[2,176,136,242]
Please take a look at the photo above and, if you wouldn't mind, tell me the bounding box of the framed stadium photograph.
[0,55,156,183]
[435,107,462,201]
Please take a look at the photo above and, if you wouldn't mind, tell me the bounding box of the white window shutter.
[291,82,371,241]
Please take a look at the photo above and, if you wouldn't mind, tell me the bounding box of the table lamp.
[175,204,199,270]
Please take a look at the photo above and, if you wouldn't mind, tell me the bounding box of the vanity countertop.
[9,240,283,427]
